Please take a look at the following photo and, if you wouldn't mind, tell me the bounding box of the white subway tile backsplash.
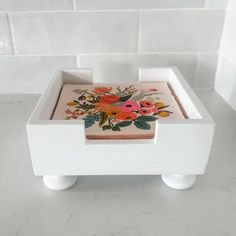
[140,10,225,52]
[0,0,73,11]
[228,0,236,10]
[215,55,236,110]
[0,56,76,93]
[215,54,228,96]
[76,0,205,10]
[0,14,12,54]
[10,12,138,54]
[215,0,236,110]
[204,0,229,8]
[195,53,218,88]
[0,2,228,93]
[221,11,236,61]
[79,53,198,87]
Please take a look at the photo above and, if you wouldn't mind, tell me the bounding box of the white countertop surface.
[0,90,235,236]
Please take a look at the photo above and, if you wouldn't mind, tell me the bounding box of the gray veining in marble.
[0,91,236,236]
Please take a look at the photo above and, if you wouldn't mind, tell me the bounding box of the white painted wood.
[161,175,196,189]
[43,176,78,190]
[27,67,215,177]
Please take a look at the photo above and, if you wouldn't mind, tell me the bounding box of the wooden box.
[27,67,215,190]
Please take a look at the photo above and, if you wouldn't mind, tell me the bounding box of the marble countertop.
[0,90,235,236]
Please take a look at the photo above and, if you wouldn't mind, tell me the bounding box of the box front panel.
[28,122,214,176]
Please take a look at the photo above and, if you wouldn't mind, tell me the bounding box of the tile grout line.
[194,53,201,88]
[0,8,226,14]
[0,51,218,57]
[217,8,227,53]
[203,0,208,9]
[0,54,79,57]
[214,52,220,89]
[137,11,141,53]
[127,51,218,55]
[72,0,77,10]
[76,55,80,67]
[212,6,227,91]
[6,13,17,54]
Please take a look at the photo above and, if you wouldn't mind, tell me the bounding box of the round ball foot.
[43,176,78,190]
[161,174,196,190]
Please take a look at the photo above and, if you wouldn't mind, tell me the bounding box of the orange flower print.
[140,100,154,108]
[93,87,112,95]
[100,95,120,104]
[66,84,173,131]
[106,107,121,116]
[96,103,110,111]
[96,104,121,116]
[116,112,137,121]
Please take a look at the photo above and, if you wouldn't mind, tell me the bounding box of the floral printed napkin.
[52,83,185,139]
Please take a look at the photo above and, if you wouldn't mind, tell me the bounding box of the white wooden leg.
[161,174,196,190]
[43,176,78,190]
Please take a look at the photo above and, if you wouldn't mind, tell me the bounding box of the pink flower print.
[140,100,154,108]
[120,100,140,112]
[138,108,152,115]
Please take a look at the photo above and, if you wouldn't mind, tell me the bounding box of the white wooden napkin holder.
[27,67,215,190]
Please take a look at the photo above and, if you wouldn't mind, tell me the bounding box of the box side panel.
[28,68,93,122]
[62,69,93,84]
[170,67,215,122]
[139,67,171,82]
[28,70,63,121]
